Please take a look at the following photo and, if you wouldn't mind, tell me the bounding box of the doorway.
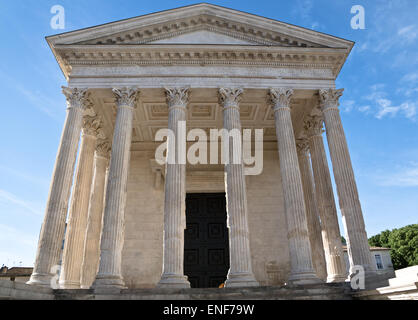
[184,193,230,288]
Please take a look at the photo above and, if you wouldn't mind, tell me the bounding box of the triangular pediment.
[47,3,354,80]
[48,3,353,49]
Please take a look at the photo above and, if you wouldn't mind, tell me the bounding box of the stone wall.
[122,150,165,288]
[246,150,290,285]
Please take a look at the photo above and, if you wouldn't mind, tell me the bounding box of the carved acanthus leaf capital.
[296,137,310,153]
[319,88,344,111]
[112,87,140,108]
[82,115,102,137]
[164,87,189,109]
[218,88,244,108]
[269,88,294,110]
[62,87,89,110]
[303,115,324,137]
[96,139,111,158]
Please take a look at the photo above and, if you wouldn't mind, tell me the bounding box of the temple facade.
[27,3,377,290]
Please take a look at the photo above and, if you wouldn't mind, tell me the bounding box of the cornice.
[56,45,346,79]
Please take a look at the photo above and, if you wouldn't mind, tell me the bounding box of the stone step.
[53,283,353,300]
[393,266,418,282]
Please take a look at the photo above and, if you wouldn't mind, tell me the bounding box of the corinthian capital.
[218,88,244,108]
[319,88,344,111]
[82,115,102,137]
[62,87,89,110]
[296,137,309,153]
[303,115,324,137]
[96,139,111,158]
[165,87,189,109]
[112,87,140,108]
[269,88,294,110]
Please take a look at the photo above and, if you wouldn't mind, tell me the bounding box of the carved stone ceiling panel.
[89,88,313,144]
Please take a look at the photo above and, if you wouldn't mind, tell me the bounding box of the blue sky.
[0,0,417,267]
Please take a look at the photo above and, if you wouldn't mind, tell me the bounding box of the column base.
[326,274,347,283]
[157,274,191,288]
[92,275,126,290]
[224,272,259,288]
[348,268,383,289]
[287,271,323,286]
[59,280,81,289]
[26,273,53,288]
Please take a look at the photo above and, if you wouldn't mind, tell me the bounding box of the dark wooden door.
[184,193,230,288]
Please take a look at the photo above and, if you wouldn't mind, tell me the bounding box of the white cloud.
[361,84,417,120]
[375,98,400,119]
[16,86,61,120]
[375,99,417,120]
[341,99,355,112]
[0,189,42,216]
[377,163,418,187]
[400,101,417,119]
[0,164,49,188]
[358,105,371,113]
[401,72,418,83]
[398,25,418,43]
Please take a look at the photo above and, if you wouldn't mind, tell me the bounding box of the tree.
[341,236,347,245]
[368,224,418,270]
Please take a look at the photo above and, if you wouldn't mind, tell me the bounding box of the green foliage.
[368,224,418,270]
[341,236,347,245]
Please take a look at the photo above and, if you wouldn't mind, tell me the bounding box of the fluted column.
[80,140,111,289]
[304,115,346,282]
[93,87,139,289]
[27,87,88,287]
[59,114,102,289]
[296,138,327,281]
[219,88,259,287]
[269,88,320,285]
[157,87,190,288]
[319,89,376,278]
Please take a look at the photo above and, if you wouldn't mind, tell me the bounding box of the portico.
[27,3,376,290]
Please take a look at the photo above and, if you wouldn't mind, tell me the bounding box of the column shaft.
[269,88,320,285]
[80,141,110,289]
[27,87,88,287]
[305,115,347,282]
[157,87,190,288]
[296,139,327,281]
[59,115,101,289]
[219,88,258,287]
[93,88,139,289]
[319,89,375,277]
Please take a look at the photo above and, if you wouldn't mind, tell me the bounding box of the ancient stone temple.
[27,3,377,291]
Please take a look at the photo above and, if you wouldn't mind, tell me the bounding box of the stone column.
[157,87,190,288]
[269,88,320,285]
[92,87,139,290]
[219,88,259,287]
[80,140,111,289]
[304,115,346,282]
[27,87,88,287]
[59,114,102,289]
[296,137,327,281]
[319,88,376,278]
